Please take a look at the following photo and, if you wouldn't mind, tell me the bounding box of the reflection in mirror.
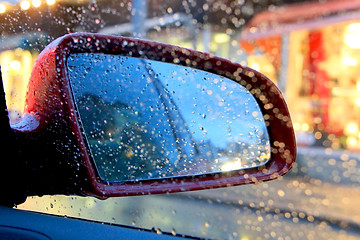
[67,53,270,182]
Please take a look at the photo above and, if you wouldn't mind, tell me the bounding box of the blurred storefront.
[0,0,55,123]
[5,0,360,151]
[240,0,360,150]
[0,32,42,123]
[0,48,37,122]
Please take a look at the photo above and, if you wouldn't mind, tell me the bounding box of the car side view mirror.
[6,33,296,200]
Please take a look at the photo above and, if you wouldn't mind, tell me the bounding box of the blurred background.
[3,0,360,239]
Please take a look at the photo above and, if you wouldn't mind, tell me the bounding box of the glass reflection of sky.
[68,53,269,149]
[144,59,268,149]
[67,53,271,181]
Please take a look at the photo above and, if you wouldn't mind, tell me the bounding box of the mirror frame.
[24,33,296,199]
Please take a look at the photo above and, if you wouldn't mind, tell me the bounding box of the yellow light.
[345,122,359,136]
[32,0,41,8]
[9,60,21,71]
[214,33,230,44]
[302,123,310,132]
[356,98,360,106]
[46,0,55,5]
[347,136,358,147]
[345,23,360,49]
[20,1,31,10]
[0,4,6,13]
[293,122,301,131]
[250,27,257,33]
[315,131,322,140]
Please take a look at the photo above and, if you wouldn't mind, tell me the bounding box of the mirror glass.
[67,53,270,182]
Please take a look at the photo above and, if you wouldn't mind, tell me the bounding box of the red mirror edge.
[34,33,296,199]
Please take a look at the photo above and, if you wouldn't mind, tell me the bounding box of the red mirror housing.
[12,33,296,199]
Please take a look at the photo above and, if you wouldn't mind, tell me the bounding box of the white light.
[250,63,260,71]
[347,136,358,147]
[32,0,41,8]
[0,4,6,13]
[20,1,31,10]
[221,160,242,172]
[345,23,360,49]
[345,122,359,136]
[10,60,21,71]
[343,56,358,66]
[302,123,310,132]
[46,0,55,6]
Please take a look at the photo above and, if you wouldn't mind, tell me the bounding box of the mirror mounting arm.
[0,68,27,207]
[9,122,91,199]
